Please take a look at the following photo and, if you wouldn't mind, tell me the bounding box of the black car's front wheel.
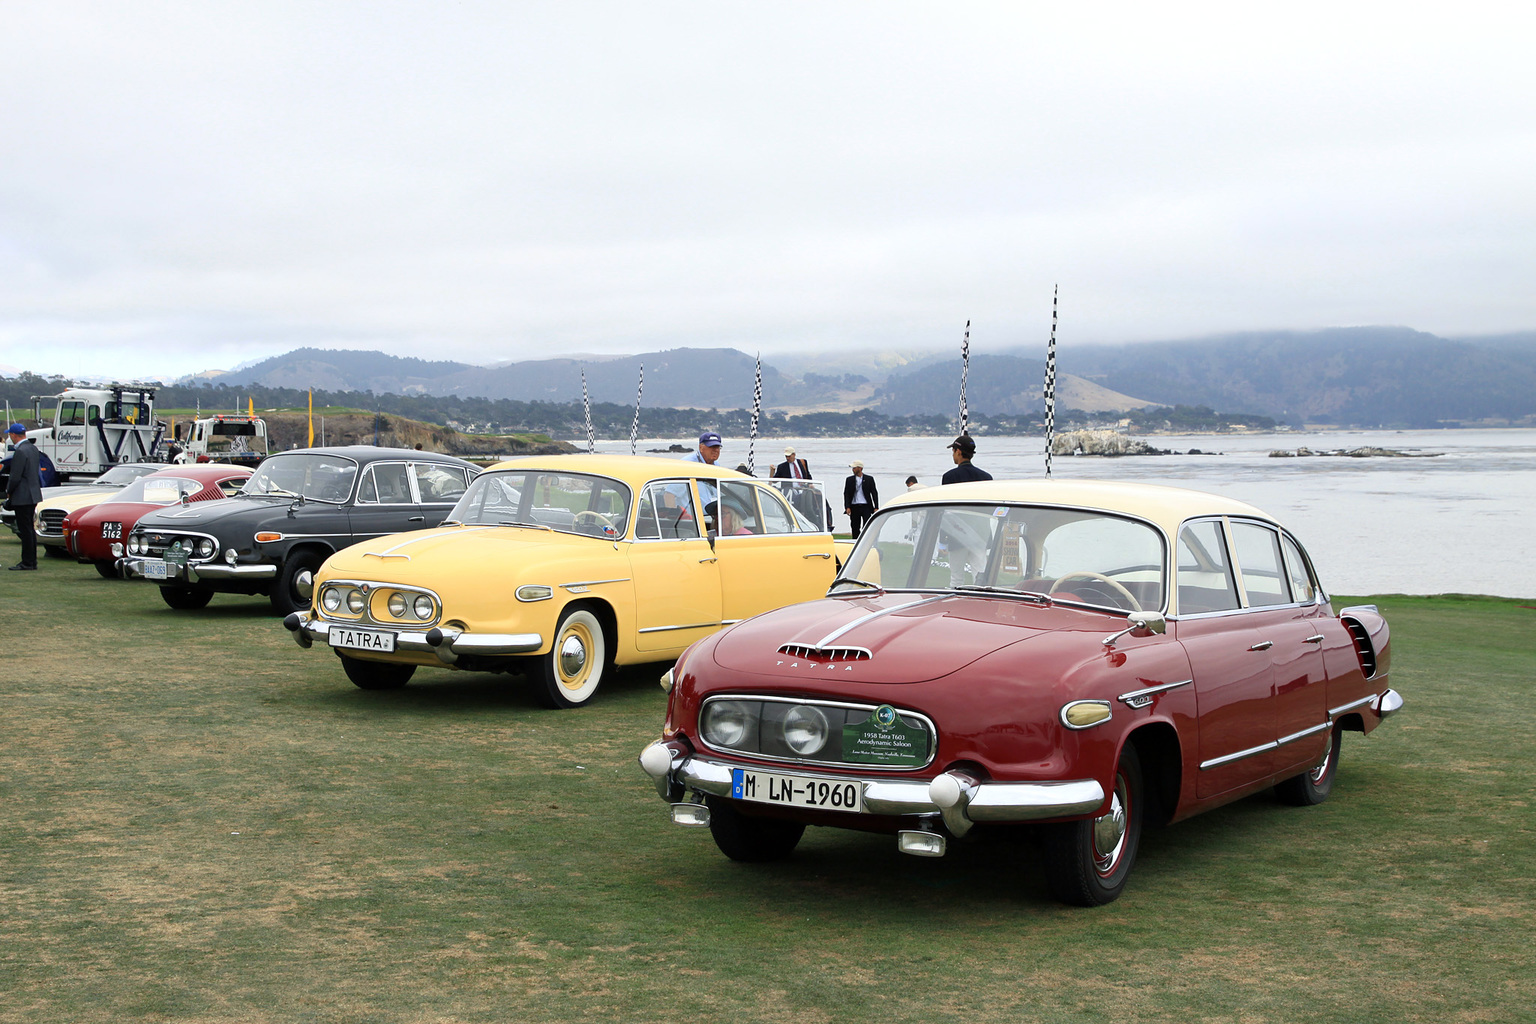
[706,797,806,862]
[271,551,325,616]
[339,655,415,690]
[160,585,214,610]
[1042,743,1144,906]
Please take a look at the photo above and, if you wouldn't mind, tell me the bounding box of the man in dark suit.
[5,423,43,570]
[843,461,878,539]
[771,446,811,481]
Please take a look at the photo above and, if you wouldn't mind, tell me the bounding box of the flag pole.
[582,370,595,454]
[629,364,643,456]
[958,320,971,437]
[1043,286,1058,478]
[747,354,762,475]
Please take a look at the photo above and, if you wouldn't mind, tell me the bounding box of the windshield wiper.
[496,520,552,530]
[829,577,884,594]
[953,584,1053,604]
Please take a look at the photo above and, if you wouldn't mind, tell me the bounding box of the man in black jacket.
[5,424,42,570]
[942,434,992,485]
[843,461,878,539]
[771,446,811,480]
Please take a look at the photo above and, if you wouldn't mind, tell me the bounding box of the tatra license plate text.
[731,769,864,813]
[328,627,398,653]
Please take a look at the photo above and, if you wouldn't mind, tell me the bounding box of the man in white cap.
[843,460,879,539]
[771,446,810,481]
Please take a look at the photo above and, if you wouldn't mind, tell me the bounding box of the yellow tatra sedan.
[285,454,837,707]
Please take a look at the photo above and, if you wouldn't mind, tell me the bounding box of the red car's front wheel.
[1042,743,1144,906]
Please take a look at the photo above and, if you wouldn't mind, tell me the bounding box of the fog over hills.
[191,327,1536,427]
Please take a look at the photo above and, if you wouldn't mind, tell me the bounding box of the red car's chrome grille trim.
[776,644,872,661]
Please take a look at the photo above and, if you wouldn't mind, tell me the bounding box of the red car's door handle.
[1248,640,1274,651]
[1303,634,1326,644]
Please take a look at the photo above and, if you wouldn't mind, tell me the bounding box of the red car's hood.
[711,592,1080,684]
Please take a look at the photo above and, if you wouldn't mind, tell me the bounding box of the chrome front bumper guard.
[118,557,278,583]
[284,611,543,665]
[638,743,1106,845]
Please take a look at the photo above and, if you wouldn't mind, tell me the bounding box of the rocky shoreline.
[1268,446,1443,458]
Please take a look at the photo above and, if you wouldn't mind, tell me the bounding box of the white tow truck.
[26,383,167,480]
[172,414,269,467]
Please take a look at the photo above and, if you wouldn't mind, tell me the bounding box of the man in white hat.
[771,446,811,481]
[843,460,879,539]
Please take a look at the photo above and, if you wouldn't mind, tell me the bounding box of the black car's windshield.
[449,471,631,538]
[242,454,357,503]
[842,503,1167,613]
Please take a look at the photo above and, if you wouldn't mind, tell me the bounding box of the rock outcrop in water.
[1051,430,1167,456]
[1269,446,1442,458]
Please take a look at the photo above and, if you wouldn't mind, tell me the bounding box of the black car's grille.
[136,531,211,561]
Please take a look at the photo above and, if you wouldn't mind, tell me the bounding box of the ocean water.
[596,429,1536,600]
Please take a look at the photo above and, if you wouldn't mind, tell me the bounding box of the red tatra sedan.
[639,480,1402,906]
[65,465,252,578]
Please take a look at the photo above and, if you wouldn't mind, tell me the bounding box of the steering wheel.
[572,510,615,535]
[1049,570,1143,611]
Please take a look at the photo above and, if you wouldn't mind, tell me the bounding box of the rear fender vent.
[777,643,872,661]
[1342,617,1377,679]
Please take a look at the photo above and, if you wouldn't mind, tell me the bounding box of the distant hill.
[1032,327,1536,426]
[187,326,1536,427]
[872,354,1155,417]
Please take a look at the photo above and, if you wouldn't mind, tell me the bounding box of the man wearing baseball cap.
[4,423,42,570]
[942,434,992,485]
[682,431,724,511]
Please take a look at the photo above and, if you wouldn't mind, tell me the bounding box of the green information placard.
[842,706,928,766]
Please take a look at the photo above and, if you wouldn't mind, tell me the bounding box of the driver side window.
[636,481,700,541]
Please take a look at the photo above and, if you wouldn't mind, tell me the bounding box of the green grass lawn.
[2,533,1532,1023]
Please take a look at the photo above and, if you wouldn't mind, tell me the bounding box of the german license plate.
[328,626,398,653]
[143,559,168,580]
[102,522,123,540]
[731,768,864,813]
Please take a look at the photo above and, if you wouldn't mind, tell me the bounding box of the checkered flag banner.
[747,353,762,475]
[1043,286,1058,478]
[629,364,643,456]
[581,370,595,454]
[958,320,971,437]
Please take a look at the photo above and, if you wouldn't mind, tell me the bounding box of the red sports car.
[65,465,253,578]
[640,479,1402,906]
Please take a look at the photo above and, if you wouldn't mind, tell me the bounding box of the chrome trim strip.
[1277,721,1332,746]
[1200,739,1278,771]
[1117,679,1192,704]
[673,755,1103,821]
[1329,694,1376,718]
[289,615,540,657]
[637,621,720,634]
[811,595,946,648]
[189,563,278,581]
[560,577,630,589]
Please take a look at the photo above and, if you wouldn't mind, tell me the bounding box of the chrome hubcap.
[1092,782,1129,874]
[559,633,588,678]
[295,569,314,600]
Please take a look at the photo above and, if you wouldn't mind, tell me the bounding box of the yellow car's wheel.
[536,606,607,709]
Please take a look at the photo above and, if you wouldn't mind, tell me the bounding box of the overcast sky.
[3,1,1532,382]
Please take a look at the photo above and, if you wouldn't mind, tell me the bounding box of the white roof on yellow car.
[885,478,1278,534]
[484,452,749,483]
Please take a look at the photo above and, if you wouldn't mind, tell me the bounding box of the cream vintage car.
[285,454,837,707]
